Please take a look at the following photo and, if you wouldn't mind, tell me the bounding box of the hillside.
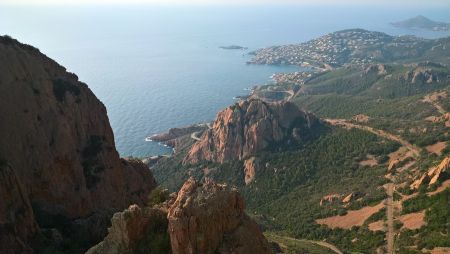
[391,15,450,31]
[152,30,450,253]
[251,60,450,252]
[249,29,450,69]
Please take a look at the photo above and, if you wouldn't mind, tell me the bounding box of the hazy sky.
[2,0,450,6]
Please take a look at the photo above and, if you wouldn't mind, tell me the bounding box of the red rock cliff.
[0,36,156,252]
[184,99,320,164]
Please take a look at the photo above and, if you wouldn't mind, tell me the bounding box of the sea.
[1,5,449,156]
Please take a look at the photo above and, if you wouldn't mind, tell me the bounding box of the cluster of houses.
[271,71,313,85]
[249,29,423,68]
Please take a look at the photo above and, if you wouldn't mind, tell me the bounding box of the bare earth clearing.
[316,202,384,229]
[398,211,426,230]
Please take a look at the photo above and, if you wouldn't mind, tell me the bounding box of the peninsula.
[391,15,450,31]
[219,45,248,50]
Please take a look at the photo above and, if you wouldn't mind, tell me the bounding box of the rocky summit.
[184,98,321,164]
[88,177,271,254]
[167,177,272,254]
[0,36,156,253]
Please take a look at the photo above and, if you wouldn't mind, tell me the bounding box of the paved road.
[190,131,202,141]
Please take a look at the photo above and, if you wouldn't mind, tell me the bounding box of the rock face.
[0,36,156,252]
[89,178,272,254]
[411,156,450,189]
[364,64,388,75]
[0,162,38,254]
[184,99,321,164]
[403,67,439,84]
[167,177,272,254]
[86,205,170,254]
[243,157,260,185]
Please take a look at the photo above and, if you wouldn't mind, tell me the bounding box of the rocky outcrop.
[150,124,208,143]
[89,178,272,254]
[243,157,260,185]
[342,193,354,203]
[86,205,170,254]
[364,64,388,75]
[352,114,370,123]
[184,99,321,164]
[319,194,341,206]
[167,177,272,254]
[411,156,450,189]
[0,36,156,252]
[403,67,439,84]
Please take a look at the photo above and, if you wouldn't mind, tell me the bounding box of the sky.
[1,0,449,6]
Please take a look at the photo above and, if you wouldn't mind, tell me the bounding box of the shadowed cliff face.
[0,36,156,252]
[184,99,322,164]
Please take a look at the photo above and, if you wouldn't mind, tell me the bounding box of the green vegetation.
[134,209,171,254]
[82,135,106,189]
[52,78,81,102]
[397,188,450,250]
[0,158,7,171]
[147,187,170,207]
[365,208,387,225]
[153,59,450,252]
[153,128,398,252]
[402,188,449,214]
[264,232,336,254]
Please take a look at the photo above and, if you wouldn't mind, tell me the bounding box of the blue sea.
[1,5,449,156]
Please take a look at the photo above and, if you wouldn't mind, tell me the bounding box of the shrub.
[52,78,81,102]
[147,187,170,207]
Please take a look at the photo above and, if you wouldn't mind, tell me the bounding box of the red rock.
[167,177,272,254]
[184,99,320,164]
[0,36,156,252]
[86,205,169,254]
[243,157,260,185]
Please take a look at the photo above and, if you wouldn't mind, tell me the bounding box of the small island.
[219,45,248,50]
[391,15,450,31]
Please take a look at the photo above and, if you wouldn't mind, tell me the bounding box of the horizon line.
[2,0,450,7]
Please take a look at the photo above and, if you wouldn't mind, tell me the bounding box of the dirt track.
[325,118,424,254]
[386,183,395,254]
[324,119,421,157]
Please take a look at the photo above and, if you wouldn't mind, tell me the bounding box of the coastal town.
[248,29,427,69]
[270,71,313,85]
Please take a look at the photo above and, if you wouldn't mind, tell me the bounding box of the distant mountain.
[391,15,450,31]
